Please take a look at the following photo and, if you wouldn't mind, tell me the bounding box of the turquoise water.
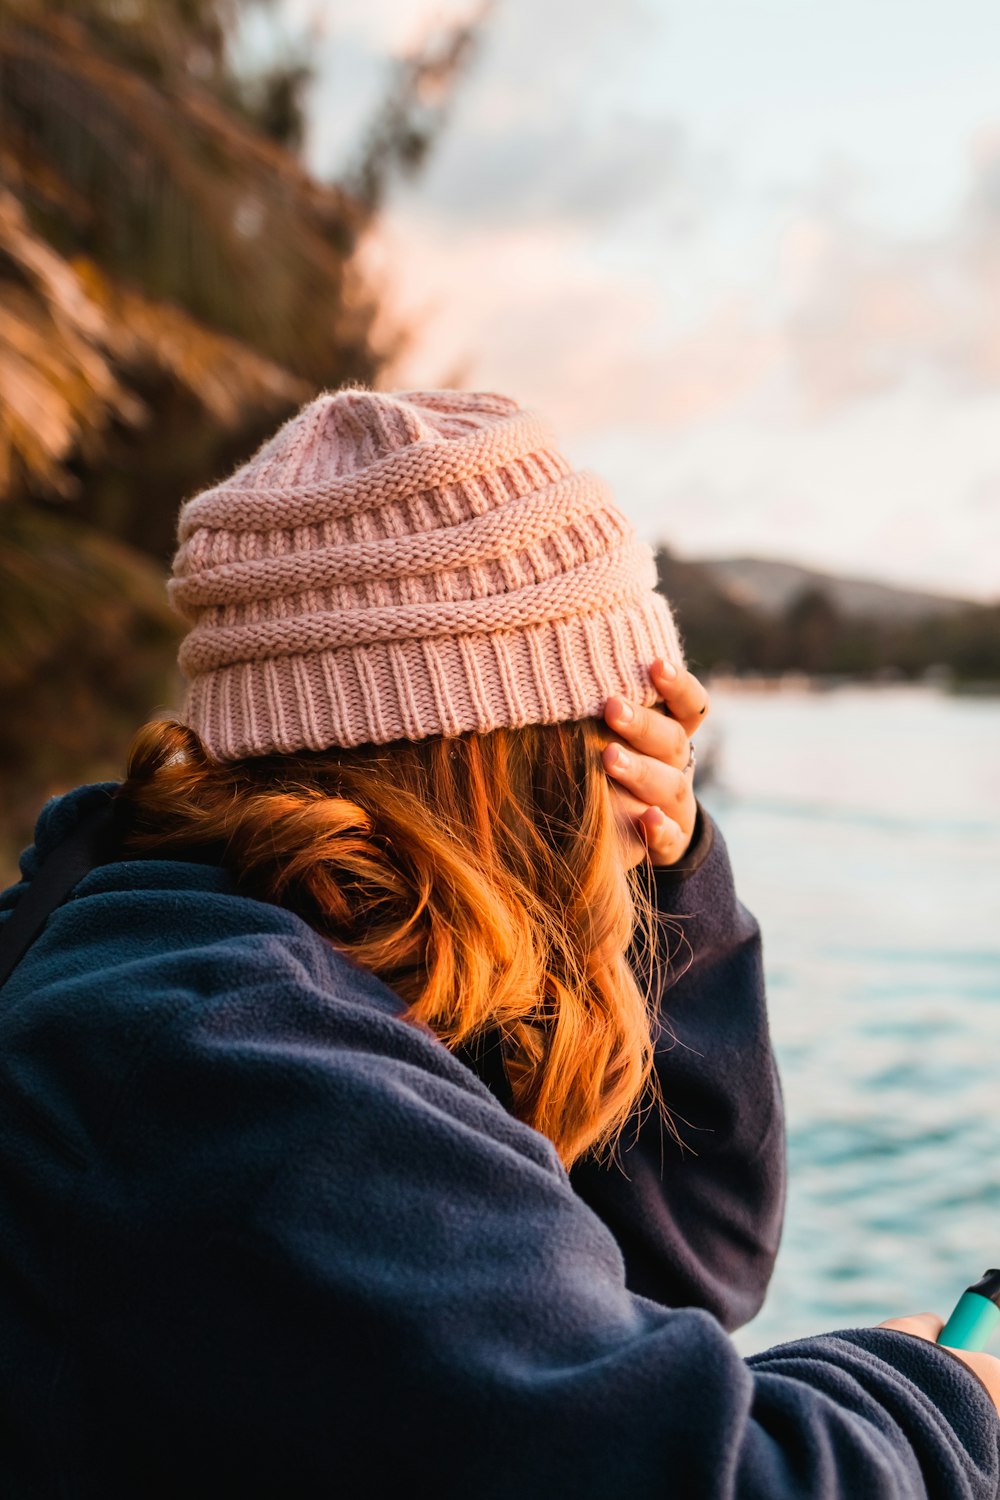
[692,684,1000,1357]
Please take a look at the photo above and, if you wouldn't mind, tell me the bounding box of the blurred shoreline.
[705,668,1000,697]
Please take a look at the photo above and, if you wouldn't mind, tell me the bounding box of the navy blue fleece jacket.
[0,782,997,1497]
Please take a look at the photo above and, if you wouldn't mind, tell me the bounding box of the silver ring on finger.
[684,741,697,774]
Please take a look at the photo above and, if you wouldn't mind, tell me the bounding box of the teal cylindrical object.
[938,1269,1000,1353]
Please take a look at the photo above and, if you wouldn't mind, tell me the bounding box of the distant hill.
[652,543,999,682]
[694,556,974,622]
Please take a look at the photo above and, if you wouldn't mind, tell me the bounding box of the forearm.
[570,801,787,1329]
[74,971,997,1500]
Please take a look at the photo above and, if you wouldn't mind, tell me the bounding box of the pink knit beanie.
[168,387,686,761]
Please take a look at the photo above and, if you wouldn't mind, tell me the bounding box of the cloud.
[360,216,665,427]
[410,111,723,235]
[297,0,1000,432]
[374,127,1000,441]
[327,0,1000,597]
[775,130,1000,410]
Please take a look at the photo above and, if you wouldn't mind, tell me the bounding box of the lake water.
[691,683,1000,1357]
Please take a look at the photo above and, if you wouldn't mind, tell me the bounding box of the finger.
[603,757,698,870]
[876,1313,945,1343]
[604,768,696,868]
[609,781,688,860]
[637,804,688,863]
[650,659,711,737]
[602,741,694,819]
[603,694,689,769]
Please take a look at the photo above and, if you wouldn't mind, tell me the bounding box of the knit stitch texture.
[169,387,685,760]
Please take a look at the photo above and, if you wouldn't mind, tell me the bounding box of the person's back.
[1,388,997,1497]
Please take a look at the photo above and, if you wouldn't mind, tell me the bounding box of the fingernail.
[655,659,678,681]
[609,697,633,723]
[609,747,629,771]
[645,807,667,828]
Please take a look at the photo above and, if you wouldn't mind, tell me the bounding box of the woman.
[1,386,997,1497]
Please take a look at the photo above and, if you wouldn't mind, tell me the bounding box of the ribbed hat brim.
[184,590,683,760]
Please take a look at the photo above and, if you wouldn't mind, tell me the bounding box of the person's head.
[118,388,689,1168]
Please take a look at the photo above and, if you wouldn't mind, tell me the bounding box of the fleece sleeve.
[53,939,998,1500]
[570,801,787,1330]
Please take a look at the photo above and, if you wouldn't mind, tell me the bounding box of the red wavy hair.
[115,714,685,1167]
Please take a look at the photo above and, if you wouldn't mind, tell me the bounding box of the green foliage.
[0,0,487,878]
[0,504,184,881]
[0,2,372,379]
[782,586,840,674]
[654,546,771,673]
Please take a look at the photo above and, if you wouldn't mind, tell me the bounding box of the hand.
[877,1312,1000,1417]
[601,660,711,869]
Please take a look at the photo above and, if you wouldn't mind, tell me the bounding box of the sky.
[253,1,1000,602]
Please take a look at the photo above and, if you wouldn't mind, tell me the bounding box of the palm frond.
[0,185,142,497]
[77,256,311,426]
[0,9,368,375]
[0,184,307,500]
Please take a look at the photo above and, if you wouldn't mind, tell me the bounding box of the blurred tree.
[347,4,493,213]
[935,602,1000,685]
[654,544,774,673]
[781,584,841,675]
[0,505,183,856]
[0,0,488,876]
